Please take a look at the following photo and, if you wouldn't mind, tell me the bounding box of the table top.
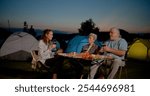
[57,52,113,61]
[57,53,82,59]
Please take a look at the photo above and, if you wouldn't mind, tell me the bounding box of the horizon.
[2,27,150,35]
[0,0,150,33]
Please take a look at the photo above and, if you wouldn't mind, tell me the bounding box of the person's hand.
[103,46,112,52]
[99,48,104,52]
[106,55,113,59]
[51,44,56,49]
[92,54,101,59]
[56,49,63,53]
[48,44,56,50]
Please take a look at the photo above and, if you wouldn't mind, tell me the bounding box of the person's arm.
[81,44,87,53]
[38,40,52,60]
[56,49,63,54]
[104,46,126,56]
[103,39,127,57]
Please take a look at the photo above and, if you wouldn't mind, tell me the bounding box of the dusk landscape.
[0,0,150,79]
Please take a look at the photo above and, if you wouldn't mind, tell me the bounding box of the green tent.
[127,39,150,61]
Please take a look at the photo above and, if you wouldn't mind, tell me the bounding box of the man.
[90,27,128,79]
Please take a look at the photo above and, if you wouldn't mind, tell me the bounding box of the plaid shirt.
[82,43,98,54]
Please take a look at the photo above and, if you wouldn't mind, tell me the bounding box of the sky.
[0,0,150,33]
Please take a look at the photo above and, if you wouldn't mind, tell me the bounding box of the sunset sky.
[0,0,150,33]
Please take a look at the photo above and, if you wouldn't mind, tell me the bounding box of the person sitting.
[90,27,128,79]
[81,33,99,54]
[79,33,99,78]
[38,29,63,79]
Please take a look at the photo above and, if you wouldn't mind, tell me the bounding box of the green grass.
[0,59,150,79]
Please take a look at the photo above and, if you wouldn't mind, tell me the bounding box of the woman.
[78,33,99,78]
[81,33,99,59]
[38,29,62,79]
[38,29,56,63]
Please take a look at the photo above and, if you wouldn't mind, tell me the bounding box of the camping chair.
[31,50,50,72]
[101,59,128,79]
[94,57,128,79]
[31,50,39,71]
[117,59,128,79]
[80,59,105,79]
[116,51,128,79]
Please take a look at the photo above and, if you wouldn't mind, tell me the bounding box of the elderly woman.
[78,33,99,78]
[81,33,99,54]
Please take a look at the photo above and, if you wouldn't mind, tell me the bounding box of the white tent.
[0,32,38,60]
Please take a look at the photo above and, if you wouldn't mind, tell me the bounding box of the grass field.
[0,59,150,79]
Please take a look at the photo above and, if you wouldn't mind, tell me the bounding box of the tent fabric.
[65,35,88,53]
[0,32,38,60]
[65,35,101,53]
[1,50,31,60]
[127,39,150,61]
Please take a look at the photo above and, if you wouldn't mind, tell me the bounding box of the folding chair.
[80,59,104,79]
[31,50,39,71]
[118,59,128,79]
[31,50,50,72]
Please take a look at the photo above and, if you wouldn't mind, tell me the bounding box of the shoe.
[52,74,57,79]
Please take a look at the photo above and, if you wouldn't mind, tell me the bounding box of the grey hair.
[89,33,97,41]
[110,27,121,37]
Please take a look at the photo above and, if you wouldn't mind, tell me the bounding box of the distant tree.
[23,21,28,32]
[78,19,100,36]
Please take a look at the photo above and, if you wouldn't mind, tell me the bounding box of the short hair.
[110,27,121,37]
[89,33,97,41]
[110,27,120,34]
